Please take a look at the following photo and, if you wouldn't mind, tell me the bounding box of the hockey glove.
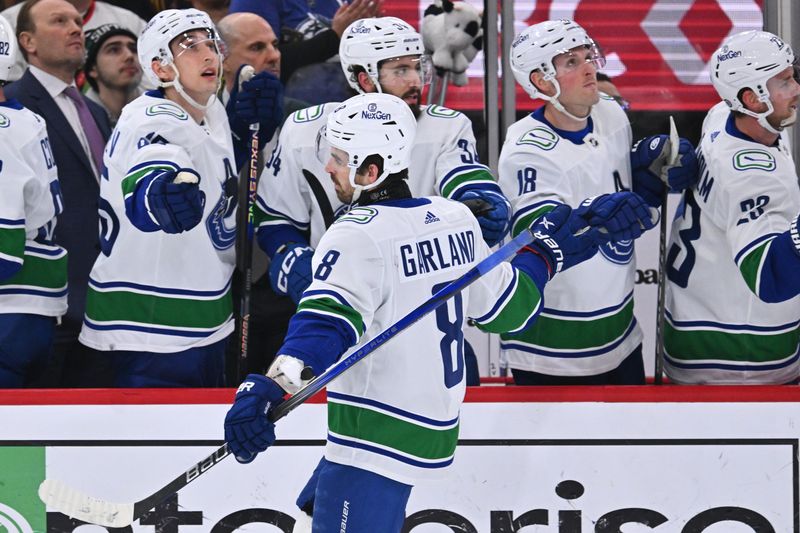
[454,189,511,246]
[630,135,699,207]
[224,374,285,463]
[267,354,316,394]
[269,243,314,303]
[228,66,284,145]
[574,192,658,242]
[521,204,602,278]
[146,168,206,234]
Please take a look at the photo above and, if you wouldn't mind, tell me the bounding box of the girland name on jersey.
[398,230,475,279]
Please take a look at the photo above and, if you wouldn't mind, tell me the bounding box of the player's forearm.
[256,222,309,258]
[747,230,800,303]
[472,260,546,335]
[277,311,357,376]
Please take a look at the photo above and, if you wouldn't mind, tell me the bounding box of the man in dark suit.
[6,0,112,386]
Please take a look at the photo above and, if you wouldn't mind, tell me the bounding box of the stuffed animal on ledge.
[421,0,483,86]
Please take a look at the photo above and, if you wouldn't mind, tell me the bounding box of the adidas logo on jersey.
[424,211,440,224]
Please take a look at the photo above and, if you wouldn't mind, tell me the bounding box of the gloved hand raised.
[146,168,205,234]
[454,189,511,246]
[228,65,284,144]
[269,243,314,303]
[224,374,285,463]
[574,192,659,242]
[521,204,602,278]
[630,135,698,207]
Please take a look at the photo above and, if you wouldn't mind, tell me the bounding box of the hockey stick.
[653,116,680,385]
[235,65,259,380]
[38,226,540,529]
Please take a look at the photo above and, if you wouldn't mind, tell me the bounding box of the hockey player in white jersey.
[498,19,697,385]
[255,17,511,307]
[664,30,800,384]
[0,16,66,386]
[78,9,250,387]
[224,92,656,532]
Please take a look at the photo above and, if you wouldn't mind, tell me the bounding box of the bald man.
[217,12,306,379]
[219,13,281,96]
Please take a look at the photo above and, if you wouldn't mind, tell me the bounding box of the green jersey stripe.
[500,299,635,350]
[121,163,177,197]
[664,321,800,363]
[511,205,556,237]
[441,169,496,199]
[0,251,67,290]
[85,285,232,329]
[328,401,459,461]
[297,296,363,338]
[737,240,769,296]
[478,271,542,334]
[0,227,25,262]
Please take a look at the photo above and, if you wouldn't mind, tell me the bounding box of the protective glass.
[553,44,606,75]
[315,126,350,169]
[172,30,222,60]
[378,54,434,86]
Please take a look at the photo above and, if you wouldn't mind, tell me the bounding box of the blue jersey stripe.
[542,292,633,318]
[328,391,458,428]
[665,349,800,372]
[327,433,454,470]
[666,310,800,333]
[0,287,68,297]
[82,318,227,338]
[734,232,780,265]
[472,269,517,323]
[88,277,231,298]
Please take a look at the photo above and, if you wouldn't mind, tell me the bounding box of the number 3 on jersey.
[667,191,702,288]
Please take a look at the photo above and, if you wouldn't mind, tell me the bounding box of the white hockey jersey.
[281,196,544,484]
[0,100,66,316]
[80,92,236,353]
[497,98,642,376]
[664,102,800,384]
[254,103,496,248]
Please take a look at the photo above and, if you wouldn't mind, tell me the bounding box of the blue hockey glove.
[455,189,511,246]
[574,192,658,242]
[522,204,602,278]
[228,66,284,144]
[146,168,206,234]
[269,243,314,303]
[631,135,699,207]
[224,374,285,464]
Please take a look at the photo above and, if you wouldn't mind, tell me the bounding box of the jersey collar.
[0,99,23,110]
[531,106,594,145]
[725,112,781,147]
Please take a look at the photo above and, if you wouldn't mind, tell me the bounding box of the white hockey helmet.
[339,16,431,93]
[0,16,15,83]
[138,8,222,109]
[510,20,605,118]
[318,93,416,200]
[710,30,798,133]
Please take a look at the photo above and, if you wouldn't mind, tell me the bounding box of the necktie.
[63,86,105,172]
